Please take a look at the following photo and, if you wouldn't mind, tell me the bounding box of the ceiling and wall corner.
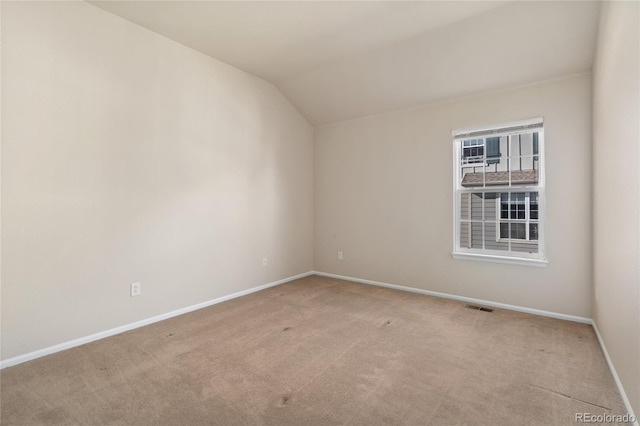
[89,0,601,126]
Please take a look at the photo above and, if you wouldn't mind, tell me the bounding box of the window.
[452,118,546,266]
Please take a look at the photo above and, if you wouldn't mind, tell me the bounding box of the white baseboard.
[592,322,639,426]
[313,271,592,324]
[0,271,314,370]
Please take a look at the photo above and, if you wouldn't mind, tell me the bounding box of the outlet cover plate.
[130,282,141,297]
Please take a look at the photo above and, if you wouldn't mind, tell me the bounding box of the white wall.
[592,0,640,416]
[315,73,592,318]
[1,2,313,361]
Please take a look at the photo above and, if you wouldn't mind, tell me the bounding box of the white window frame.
[451,118,547,267]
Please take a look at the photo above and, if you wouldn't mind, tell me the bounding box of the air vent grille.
[465,304,494,313]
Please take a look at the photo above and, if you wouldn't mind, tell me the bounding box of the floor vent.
[465,304,494,313]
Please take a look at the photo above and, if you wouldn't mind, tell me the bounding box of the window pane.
[511,223,526,239]
[486,137,500,165]
[460,222,470,247]
[471,193,483,220]
[485,220,508,251]
[510,198,517,219]
[530,192,539,220]
[471,222,483,249]
[460,193,470,220]
[511,240,538,253]
[462,143,484,164]
[529,223,539,241]
[510,193,525,219]
[500,193,509,219]
[509,135,520,163]
[519,133,534,170]
[509,169,539,186]
[500,223,509,239]
[500,222,530,241]
[507,133,538,185]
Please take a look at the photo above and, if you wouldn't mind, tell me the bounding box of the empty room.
[1,0,638,425]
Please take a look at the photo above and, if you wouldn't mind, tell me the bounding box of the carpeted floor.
[0,275,628,425]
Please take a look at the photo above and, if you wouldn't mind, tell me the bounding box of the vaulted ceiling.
[89,1,601,126]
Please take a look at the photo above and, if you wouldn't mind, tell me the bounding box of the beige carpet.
[1,275,628,425]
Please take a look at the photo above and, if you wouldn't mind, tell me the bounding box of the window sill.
[452,252,548,267]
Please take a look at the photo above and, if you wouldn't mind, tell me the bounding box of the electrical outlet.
[130,282,141,297]
[337,251,343,261]
[262,257,268,266]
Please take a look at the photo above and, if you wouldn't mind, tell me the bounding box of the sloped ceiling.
[89,1,600,126]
